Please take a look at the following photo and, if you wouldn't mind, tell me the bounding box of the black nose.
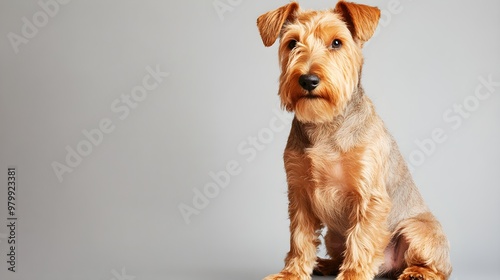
[299,74,320,91]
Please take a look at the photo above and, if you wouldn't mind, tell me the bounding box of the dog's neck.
[291,86,375,151]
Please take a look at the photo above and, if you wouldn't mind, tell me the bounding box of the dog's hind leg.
[396,212,452,280]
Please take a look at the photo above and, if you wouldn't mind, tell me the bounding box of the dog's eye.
[288,39,297,50]
[331,39,342,49]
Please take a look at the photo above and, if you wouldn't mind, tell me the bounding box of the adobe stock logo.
[51,65,169,183]
[178,104,293,224]
[213,0,243,21]
[406,74,499,172]
[7,0,72,54]
[109,267,135,280]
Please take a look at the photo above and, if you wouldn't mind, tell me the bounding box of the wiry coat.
[257,1,452,280]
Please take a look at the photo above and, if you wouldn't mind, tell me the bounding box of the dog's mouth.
[300,93,322,100]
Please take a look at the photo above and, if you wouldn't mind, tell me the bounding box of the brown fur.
[257,1,452,280]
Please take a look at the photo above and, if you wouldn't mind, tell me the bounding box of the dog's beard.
[294,96,336,123]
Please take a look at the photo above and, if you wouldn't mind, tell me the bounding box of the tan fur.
[257,1,452,280]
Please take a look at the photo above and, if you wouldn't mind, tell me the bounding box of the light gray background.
[0,0,499,279]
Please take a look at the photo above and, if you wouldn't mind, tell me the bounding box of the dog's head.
[257,1,380,123]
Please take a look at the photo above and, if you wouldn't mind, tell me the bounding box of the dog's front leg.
[264,188,321,280]
[336,191,391,280]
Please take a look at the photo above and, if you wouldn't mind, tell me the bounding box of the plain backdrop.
[0,0,499,279]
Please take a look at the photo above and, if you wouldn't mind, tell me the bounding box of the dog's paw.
[336,269,374,280]
[400,273,423,280]
[263,272,309,280]
[398,266,444,280]
[312,257,339,276]
[399,272,424,280]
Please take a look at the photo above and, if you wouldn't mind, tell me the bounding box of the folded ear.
[257,2,299,47]
[334,1,380,44]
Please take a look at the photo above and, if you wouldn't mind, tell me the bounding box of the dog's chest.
[291,143,363,228]
[304,143,359,192]
[306,147,348,191]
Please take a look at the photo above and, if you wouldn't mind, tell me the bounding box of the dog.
[256,1,452,280]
